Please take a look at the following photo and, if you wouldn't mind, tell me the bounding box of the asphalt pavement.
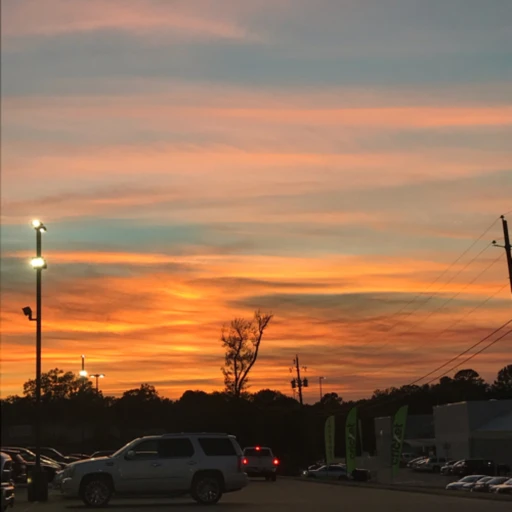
[16,478,511,512]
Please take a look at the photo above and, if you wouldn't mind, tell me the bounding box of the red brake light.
[273,458,279,465]
[242,458,248,465]
[256,446,260,451]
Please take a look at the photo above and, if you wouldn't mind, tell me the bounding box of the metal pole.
[501,216,512,295]
[295,355,303,406]
[319,377,323,402]
[35,227,42,474]
[96,375,99,392]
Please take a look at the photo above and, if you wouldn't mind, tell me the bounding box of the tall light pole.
[319,376,326,402]
[90,374,105,392]
[24,219,48,502]
[79,354,88,377]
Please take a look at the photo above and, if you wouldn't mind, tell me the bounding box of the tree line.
[1,364,510,474]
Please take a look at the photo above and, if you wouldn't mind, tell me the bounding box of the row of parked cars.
[302,462,371,482]
[407,456,510,477]
[446,475,512,494]
[1,437,283,507]
[0,446,113,485]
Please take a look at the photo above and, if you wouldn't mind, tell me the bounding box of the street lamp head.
[79,370,88,377]
[22,306,33,317]
[99,374,105,379]
[30,257,47,269]
[31,220,46,232]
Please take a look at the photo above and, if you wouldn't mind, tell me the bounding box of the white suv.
[61,433,248,507]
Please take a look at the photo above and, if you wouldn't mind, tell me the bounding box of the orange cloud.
[1,244,509,400]
[3,0,258,42]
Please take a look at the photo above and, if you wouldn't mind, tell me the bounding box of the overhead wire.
[359,318,512,413]
[356,217,501,350]
[373,281,510,373]
[423,327,512,385]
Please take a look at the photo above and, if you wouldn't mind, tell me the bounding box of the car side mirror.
[125,450,136,461]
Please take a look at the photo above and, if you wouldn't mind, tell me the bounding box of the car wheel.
[81,478,113,508]
[192,475,222,505]
[270,474,277,482]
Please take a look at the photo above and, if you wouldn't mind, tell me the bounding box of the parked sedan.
[441,460,460,475]
[414,457,449,473]
[1,453,15,511]
[446,475,486,491]
[1,447,62,482]
[461,476,493,491]
[0,449,27,483]
[28,447,79,464]
[493,478,512,494]
[303,464,348,481]
[472,476,509,493]
[407,456,427,468]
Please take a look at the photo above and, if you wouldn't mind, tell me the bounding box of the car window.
[158,438,194,458]
[198,438,236,456]
[131,439,159,459]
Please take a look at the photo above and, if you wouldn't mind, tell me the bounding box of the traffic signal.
[303,378,309,388]
[291,379,296,389]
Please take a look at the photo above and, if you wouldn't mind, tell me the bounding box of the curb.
[285,477,512,502]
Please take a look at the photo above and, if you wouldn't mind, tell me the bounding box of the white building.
[434,400,512,466]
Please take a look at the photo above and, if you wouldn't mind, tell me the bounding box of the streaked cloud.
[1,0,511,401]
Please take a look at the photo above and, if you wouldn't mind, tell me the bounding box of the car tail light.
[273,459,279,465]
[238,457,247,472]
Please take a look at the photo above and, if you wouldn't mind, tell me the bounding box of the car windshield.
[461,475,483,483]
[111,440,137,458]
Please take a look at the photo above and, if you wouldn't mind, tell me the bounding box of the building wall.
[434,400,512,462]
[434,402,470,460]
[466,400,512,430]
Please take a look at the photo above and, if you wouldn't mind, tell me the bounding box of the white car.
[61,433,248,507]
[242,447,279,481]
[303,464,348,481]
[414,457,448,473]
[446,475,486,491]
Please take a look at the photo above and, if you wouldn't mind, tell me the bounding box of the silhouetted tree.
[121,383,160,402]
[320,392,343,407]
[23,368,93,402]
[220,310,273,398]
[493,364,512,397]
[454,368,484,384]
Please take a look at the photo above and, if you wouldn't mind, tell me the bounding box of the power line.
[408,318,512,386]
[393,251,503,339]
[357,218,501,350]
[365,246,499,354]
[374,281,509,373]
[360,318,512,413]
[424,327,512,385]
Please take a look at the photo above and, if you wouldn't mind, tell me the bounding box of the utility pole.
[493,215,512,295]
[319,376,325,402]
[290,355,308,406]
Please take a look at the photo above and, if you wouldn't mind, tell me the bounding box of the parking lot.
[13,478,511,512]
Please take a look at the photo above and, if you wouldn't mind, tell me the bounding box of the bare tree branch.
[220,310,273,397]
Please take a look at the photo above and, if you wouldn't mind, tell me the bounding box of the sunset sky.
[1,0,511,402]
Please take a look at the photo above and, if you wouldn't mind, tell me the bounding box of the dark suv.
[452,459,495,477]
